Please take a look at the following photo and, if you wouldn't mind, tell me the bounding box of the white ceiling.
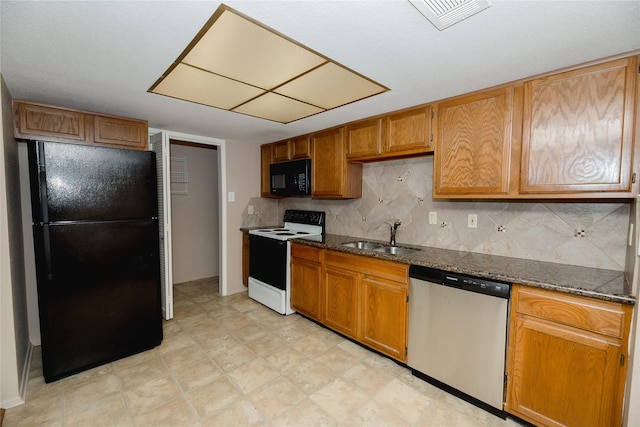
[1,1,639,145]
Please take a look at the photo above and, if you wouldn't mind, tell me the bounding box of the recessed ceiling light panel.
[149,4,389,123]
[152,63,263,109]
[276,63,387,110]
[409,0,491,30]
[234,93,324,123]
[182,11,326,90]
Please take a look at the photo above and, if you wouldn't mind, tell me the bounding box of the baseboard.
[0,343,31,410]
[19,344,33,401]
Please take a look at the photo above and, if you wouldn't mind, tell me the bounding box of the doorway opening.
[169,140,219,289]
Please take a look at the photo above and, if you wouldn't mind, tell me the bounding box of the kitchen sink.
[342,241,383,250]
[342,241,419,255]
[373,246,419,255]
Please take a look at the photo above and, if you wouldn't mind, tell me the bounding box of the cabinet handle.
[621,353,626,366]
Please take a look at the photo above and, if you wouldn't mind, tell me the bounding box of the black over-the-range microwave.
[270,159,311,196]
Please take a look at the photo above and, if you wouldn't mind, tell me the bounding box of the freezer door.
[28,141,157,222]
[33,220,162,382]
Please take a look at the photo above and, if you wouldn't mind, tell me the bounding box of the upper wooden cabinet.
[290,135,311,159]
[434,54,639,199]
[382,106,433,157]
[346,118,382,160]
[311,127,362,199]
[434,88,516,196]
[346,106,433,161]
[272,140,291,162]
[270,136,311,163]
[13,100,148,150]
[260,144,277,198]
[505,284,632,427]
[520,57,637,195]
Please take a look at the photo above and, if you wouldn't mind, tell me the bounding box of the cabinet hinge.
[633,172,636,184]
[406,295,409,303]
[429,133,433,142]
[431,110,435,119]
[621,353,626,366]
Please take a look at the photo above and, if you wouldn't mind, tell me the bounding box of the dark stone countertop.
[241,227,635,305]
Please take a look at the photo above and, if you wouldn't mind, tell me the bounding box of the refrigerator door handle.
[43,225,53,281]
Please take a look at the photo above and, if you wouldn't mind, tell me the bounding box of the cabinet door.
[346,118,382,160]
[242,232,249,286]
[290,258,322,321]
[312,127,362,198]
[290,136,311,159]
[361,276,407,362]
[434,88,514,196]
[323,266,359,339]
[382,106,432,155]
[14,101,88,143]
[272,140,291,162]
[93,115,148,150]
[260,144,275,197]
[520,57,637,194]
[507,315,624,427]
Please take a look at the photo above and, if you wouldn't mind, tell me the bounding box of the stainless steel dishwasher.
[407,265,511,417]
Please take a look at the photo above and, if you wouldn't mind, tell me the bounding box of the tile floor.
[4,277,527,426]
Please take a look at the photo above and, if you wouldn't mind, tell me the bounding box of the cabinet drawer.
[291,243,322,263]
[515,286,626,338]
[324,250,408,284]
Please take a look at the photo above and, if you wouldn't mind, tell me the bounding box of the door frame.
[149,128,228,300]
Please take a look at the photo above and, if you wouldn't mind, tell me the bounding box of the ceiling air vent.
[409,0,491,30]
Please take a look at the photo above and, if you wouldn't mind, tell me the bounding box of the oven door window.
[249,235,287,291]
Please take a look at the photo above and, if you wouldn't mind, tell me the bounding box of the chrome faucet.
[385,219,402,246]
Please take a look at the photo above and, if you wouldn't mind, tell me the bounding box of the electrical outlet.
[468,214,478,228]
[429,212,437,224]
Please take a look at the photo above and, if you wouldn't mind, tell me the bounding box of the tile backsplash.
[243,156,630,271]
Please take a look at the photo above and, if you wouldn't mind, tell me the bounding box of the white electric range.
[248,210,325,315]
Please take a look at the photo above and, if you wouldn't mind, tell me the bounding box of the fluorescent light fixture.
[149,4,389,123]
[409,0,491,30]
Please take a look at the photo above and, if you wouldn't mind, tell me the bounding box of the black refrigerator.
[27,140,163,383]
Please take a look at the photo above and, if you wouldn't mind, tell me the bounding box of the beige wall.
[169,143,219,284]
[0,74,29,408]
[224,139,260,296]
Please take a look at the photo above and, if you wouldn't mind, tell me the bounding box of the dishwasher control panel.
[409,265,510,299]
[443,273,510,298]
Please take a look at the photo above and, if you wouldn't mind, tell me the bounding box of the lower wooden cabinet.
[360,275,407,361]
[289,244,409,362]
[323,265,360,338]
[322,249,408,362]
[505,284,632,427]
[290,244,323,321]
[242,231,249,286]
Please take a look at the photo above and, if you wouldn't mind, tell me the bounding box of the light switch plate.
[429,212,437,224]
